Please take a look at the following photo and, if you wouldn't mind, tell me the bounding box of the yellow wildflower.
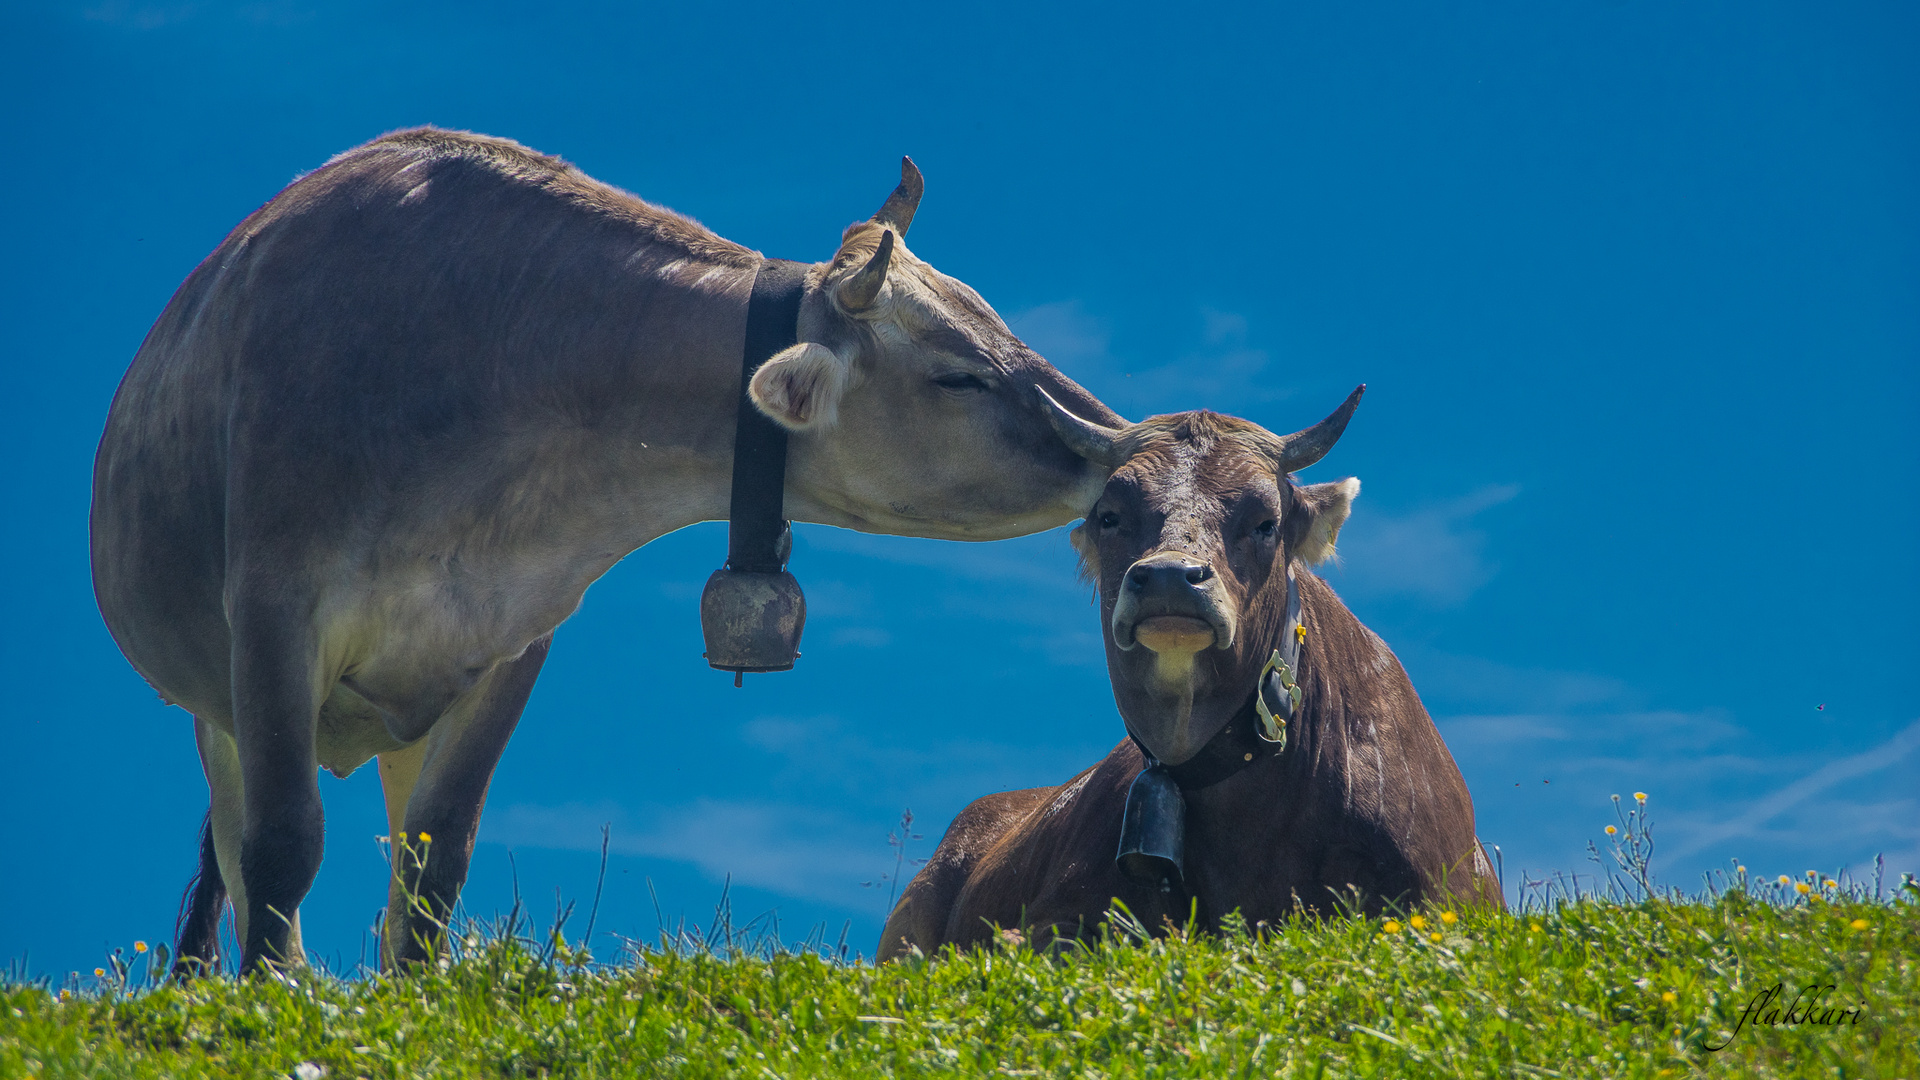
[1428,932,1442,943]
[1634,792,1647,802]
[418,832,433,843]
[1382,920,1402,934]
[1849,919,1869,931]
[1440,911,1458,925]
[1661,991,1676,1004]
[59,989,70,1001]
[1823,879,1837,890]
[133,941,147,953]
[1794,881,1810,895]
[1409,915,1427,930]
[1606,825,1618,835]
[1529,922,1542,932]
[1777,875,1792,885]
[94,968,105,977]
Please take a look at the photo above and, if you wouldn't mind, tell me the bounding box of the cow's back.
[90,128,755,719]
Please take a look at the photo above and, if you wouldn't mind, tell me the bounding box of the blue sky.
[1,1,1914,978]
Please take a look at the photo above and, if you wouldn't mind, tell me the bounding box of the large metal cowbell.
[701,260,811,684]
[1116,763,1187,889]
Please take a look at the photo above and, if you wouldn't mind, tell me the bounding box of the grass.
[2,878,1914,1079]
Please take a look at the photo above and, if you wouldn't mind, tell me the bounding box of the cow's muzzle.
[1112,553,1235,653]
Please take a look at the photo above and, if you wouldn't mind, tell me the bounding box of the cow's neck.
[536,252,806,556]
[1172,576,1369,903]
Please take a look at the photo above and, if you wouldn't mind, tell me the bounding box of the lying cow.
[880,389,1501,957]
[90,128,1120,974]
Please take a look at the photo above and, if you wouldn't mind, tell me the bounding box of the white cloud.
[1009,302,1304,421]
[1663,718,1920,863]
[1008,301,1109,369]
[1332,484,1521,605]
[738,713,1100,807]
[483,799,881,907]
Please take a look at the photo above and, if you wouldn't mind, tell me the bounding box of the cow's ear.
[1291,477,1360,564]
[1068,521,1100,584]
[750,342,854,431]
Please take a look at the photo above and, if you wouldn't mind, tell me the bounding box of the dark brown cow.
[881,391,1501,957]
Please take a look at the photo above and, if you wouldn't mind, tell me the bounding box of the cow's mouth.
[1132,615,1217,655]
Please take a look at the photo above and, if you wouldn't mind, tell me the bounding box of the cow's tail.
[172,810,227,978]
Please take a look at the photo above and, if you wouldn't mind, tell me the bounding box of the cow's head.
[1048,388,1366,764]
[750,159,1121,540]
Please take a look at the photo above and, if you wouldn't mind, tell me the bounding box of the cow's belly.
[317,547,606,743]
[314,685,407,778]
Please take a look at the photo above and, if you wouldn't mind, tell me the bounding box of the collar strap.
[1126,569,1304,791]
[724,259,810,573]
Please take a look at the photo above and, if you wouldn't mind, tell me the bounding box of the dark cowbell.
[1116,764,1186,889]
[700,568,807,681]
[701,522,806,681]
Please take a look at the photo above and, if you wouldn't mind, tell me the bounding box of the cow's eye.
[1098,511,1121,530]
[932,372,989,393]
[1254,518,1278,540]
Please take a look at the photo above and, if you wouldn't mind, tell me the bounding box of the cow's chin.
[1111,642,1237,766]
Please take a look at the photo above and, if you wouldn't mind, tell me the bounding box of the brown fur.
[880,407,1501,959]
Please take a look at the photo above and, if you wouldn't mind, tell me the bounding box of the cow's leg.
[188,715,253,963]
[375,737,428,967]
[229,597,325,973]
[172,806,226,977]
[388,636,551,968]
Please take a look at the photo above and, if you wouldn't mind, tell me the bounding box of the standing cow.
[91,128,1120,974]
[881,391,1502,958]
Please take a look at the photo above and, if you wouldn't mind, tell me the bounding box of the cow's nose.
[1127,557,1213,595]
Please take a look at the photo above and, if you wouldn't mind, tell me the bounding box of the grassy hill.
[4,878,1914,1079]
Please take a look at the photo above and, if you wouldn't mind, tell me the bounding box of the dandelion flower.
[1529,923,1543,933]
[418,832,432,843]
[1428,932,1442,943]
[133,941,147,953]
[1736,866,1746,875]
[1634,792,1647,802]
[1409,915,1427,929]
[1824,879,1837,890]
[1794,881,1810,895]
[1777,875,1792,885]
[1606,825,1618,835]
[94,968,105,977]
[1440,911,1458,925]
[1850,919,1869,931]
[1661,991,1677,1004]
[1382,920,1402,934]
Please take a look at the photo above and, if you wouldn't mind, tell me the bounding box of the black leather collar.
[724,259,811,573]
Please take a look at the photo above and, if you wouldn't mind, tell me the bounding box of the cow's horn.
[1271,384,1366,474]
[872,156,924,236]
[1037,386,1126,468]
[838,229,894,311]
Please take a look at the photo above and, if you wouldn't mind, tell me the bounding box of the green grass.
[4,885,1914,1079]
